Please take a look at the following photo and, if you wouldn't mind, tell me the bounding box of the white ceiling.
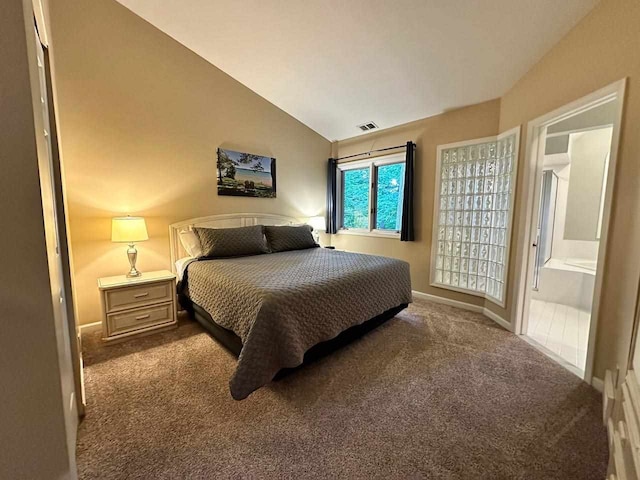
[115,0,599,141]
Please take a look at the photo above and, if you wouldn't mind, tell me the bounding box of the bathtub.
[565,258,597,272]
[531,258,596,311]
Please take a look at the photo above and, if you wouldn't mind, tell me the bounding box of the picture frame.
[216,148,276,198]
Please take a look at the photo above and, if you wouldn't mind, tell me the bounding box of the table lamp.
[308,216,326,244]
[111,216,148,277]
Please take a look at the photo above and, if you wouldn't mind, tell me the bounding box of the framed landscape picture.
[216,148,276,198]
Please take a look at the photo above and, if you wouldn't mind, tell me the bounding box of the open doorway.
[516,81,625,381]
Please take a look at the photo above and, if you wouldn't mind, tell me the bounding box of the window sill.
[335,229,400,239]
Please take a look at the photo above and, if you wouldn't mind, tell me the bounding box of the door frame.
[513,79,627,384]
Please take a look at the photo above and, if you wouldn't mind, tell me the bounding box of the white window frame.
[336,152,405,238]
[429,127,520,307]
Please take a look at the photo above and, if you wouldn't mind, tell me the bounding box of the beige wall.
[0,0,76,478]
[496,0,640,378]
[330,100,501,305]
[48,0,331,325]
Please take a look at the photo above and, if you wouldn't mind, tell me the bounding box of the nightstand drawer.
[107,302,175,336]
[105,281,173,312]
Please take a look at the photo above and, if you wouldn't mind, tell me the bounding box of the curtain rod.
[334,142,415,162]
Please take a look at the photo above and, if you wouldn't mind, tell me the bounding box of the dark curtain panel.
[401,142,415,241]
[326,158,338,234]
[270,157,277,195]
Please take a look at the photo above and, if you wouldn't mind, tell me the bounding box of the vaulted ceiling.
[115,0,599,141]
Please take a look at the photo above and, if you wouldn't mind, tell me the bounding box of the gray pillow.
[264,225,318,252]
[194,225,269,258]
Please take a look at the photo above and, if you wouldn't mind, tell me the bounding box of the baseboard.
[412,290,483,313]
[79,321,102,334]
[591,376,604,392]
[412,290,511,331]
[482,308,512,331]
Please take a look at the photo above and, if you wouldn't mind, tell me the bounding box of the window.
[430,129,520,306]
[338,153,405,236]
[342,168,370,229]
[376,163,405,231]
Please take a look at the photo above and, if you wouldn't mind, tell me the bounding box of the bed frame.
[169,213,408,378]
[179,292,407,379]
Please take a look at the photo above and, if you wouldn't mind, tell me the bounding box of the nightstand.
[98,270,177,343]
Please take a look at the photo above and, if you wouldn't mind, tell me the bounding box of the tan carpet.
[78,299,607,479]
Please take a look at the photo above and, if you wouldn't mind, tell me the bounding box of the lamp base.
[126,243,142,277]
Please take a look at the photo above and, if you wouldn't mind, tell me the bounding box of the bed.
[170,214,412,400]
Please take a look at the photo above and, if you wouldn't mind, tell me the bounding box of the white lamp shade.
[111,216,149,243]
[308,216,326,232]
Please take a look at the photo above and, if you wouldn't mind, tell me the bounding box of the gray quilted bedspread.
[184,248,412,400]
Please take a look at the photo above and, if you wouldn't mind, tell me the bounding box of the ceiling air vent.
[357,121,378,132]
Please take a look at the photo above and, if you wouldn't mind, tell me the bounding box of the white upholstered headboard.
[169,213,302,273]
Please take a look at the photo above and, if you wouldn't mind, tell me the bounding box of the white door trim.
[513,78,627,383]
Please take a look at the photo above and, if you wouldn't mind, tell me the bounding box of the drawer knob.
[135,314,151,321]
[134,292,149,298]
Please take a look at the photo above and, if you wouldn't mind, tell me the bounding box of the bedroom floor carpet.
[77,299,608,479]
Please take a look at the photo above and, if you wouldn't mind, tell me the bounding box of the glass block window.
[431,129,519,306]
